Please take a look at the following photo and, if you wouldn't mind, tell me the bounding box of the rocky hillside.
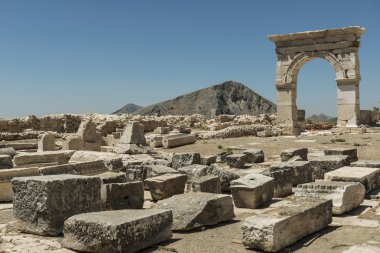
[119,81,276,118]
[113,103,142,114]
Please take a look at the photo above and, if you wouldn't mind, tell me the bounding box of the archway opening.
[296,58,337,128]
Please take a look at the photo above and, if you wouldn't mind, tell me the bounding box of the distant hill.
[124,81,276,118]
[307,113,337,122]
[112,103,142,114]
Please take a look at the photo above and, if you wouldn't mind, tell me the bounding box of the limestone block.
[172,152,201,169]
[324,147,358,162]
[0,167,39,201]
[206,165,240,192]
[241,198,332,252]
[280,147,308,162]
[101,182,144,210]
[12,174,102,235]
[177,164,209,181]
[96,171,127,184]
[191,175,221,194]
[200,155,217,165]
[154,127,170,134]
[145,174,188,201]
[295,181,365,214]
[154,192,235,231]
[230,174,274,209]
[145,165,178,179]
[149,135,163,148]
[76,119,97,143]
[37,133,56,151]
[62,209,173,253]
[0,147,17,157]
[309,155,351,179]
[351,160,380,168]
[263,161,312,197]
[162,134,196,148]
[38,160,107,176]
[324,166,380,193]
[61,136,83,151]
[69,151,123,171]
[225,154,247,168]
[243,149,265,163]
[0,155,13,169]
[13,150,75,166]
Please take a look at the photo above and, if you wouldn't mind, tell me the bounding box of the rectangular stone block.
[351,160,380,168]
[280,148,308,162]
[263,161,312,197]
[324,148,358,162]
[154,192,235,231]
[324,166,380,193]
[38,160,107,176]
[231,174,274,208]
[13,150,74,166]
[145,174,188,201]
[243,149,265,163]
[162,134,196,149]
[242,198,332,252]
[96,171,127,184]
[101,182,144,210]
[0,167,39,201]
[309,155,350,179]
[226,154,247,168]
[62,209,173,253]
[191,175,221,194]
[12,174,102,235]
[0,154,13,169]
[295,181,365,214]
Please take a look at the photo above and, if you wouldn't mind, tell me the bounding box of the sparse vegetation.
[331,138,346,143]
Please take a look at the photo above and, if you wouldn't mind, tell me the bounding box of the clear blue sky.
[0,0,379,118]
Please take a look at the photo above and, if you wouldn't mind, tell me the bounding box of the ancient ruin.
[1,26,380,253]
[269,26,366,135]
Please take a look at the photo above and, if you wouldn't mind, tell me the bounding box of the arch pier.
[268,26,366,135]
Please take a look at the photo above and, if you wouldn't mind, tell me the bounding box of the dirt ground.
[1,129,380,252]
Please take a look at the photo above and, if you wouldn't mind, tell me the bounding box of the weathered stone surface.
[225,154,247,168]
[324,147,358,162]
[114,121,151,154]
[162,134,196,148]
[62,209,173,253]
[37,133,56,151]
[149,135,163,148]
[145,165,178,179]
[154,126,170,134]
[155,192,235,231]
[280,147,308,162]
[242,198,332,252]
[0,147,17,157]
[76,119,97,143]
[145,174,188,201]
[13,150,74,166]
[351,160,380,168]
[0,155,12,169]
[0,167,39,201]
[96,171,127,184]
[263,161,312,197]
[69,151,123,171]
[295,181,365,214]
[62,136,83,150]
[119,121,146,144]
[325,166,380,193]
[243,149,265,163]
[200,155,217,166]
[38,160,107,176]
[231,174,274,209]
[12,174,102,235]
[309,155,351,179]
[172,152,201,169]
[177,164,209,181]
[101,182,144,210]
[191,175,221,193]
[123,164,177,183]
[207,165,240,192]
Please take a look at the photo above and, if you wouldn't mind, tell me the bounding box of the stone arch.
[268,26,366,135]
[285,52,346,84]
